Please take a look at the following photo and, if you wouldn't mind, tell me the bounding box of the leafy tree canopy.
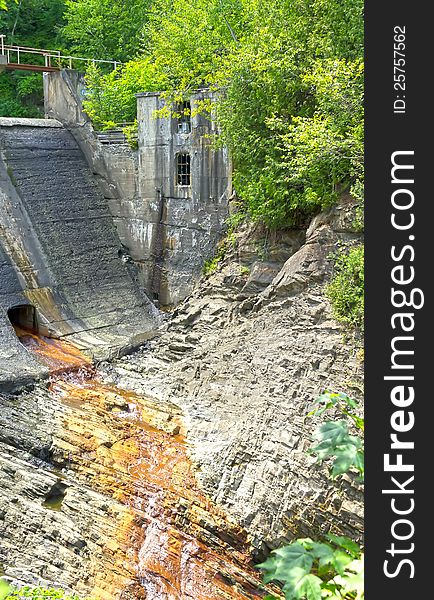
[0,0,66,117]
[62,0,153,62]
[0,0,66,48]
[82,0,364,227]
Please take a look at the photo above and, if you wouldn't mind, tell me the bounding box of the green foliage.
[63,0,152,62]
[202,209,245,276]
[82,60,155,128]
[202,234,235,276]
[81,0,363,227]
[0,0,65,48]
[0,0,66,117]
[326,245,364,329]
[3,586,91,600]
[257,390,364,599]
[309,420,364,480]
[309,391,364,432]
[258,536,363,600]
[122,120,138,149]
[0,581,10,600]
[309,391,364,481]
[0,73,42,117]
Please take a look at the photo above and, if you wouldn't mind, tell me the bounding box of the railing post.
[0,35,5,56]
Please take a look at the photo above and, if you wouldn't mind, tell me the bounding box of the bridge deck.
[4,63,60,73]
[1,37,120,72]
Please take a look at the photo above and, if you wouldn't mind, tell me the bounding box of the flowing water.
[17,328,275,600]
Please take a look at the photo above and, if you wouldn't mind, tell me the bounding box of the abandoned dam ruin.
[0,70,363,599]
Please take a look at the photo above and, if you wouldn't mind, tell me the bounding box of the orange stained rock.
[15,326,92,373]
[22,333,275,599]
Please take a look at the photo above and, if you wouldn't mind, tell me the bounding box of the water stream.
[17,328,274,600]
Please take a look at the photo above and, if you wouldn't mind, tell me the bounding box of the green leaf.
[308,542,336,568]
[310,420,364,478]
[259,542,314,585]
[330,550,353,575]
[325,534,361,558]
[332,557,364,599]
[0,581,10,600]
[330,444,358,478]
[283,573,322,600]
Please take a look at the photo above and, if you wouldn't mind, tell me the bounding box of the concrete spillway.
[0,118,160,390]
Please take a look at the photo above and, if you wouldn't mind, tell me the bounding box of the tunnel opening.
[7,304,39,334]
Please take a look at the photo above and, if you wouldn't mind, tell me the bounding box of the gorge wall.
[0,193,364,598]
[1,70,364,600]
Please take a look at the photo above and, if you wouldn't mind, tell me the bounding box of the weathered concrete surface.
[97,198,365,550]
[136,91,231,307]
[0,118,62,128]
[44,72,232,309]
[44,71,144,276]
[43,70,88,128]
[0,122,160,388]
[0,243,48,390]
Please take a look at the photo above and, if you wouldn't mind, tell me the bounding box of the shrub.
[258,390,364,600]
[3,585,91,600]
[326,245,364,329]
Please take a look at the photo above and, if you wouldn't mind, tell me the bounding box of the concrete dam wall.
[44,71,231,308]
[0,118,160,389]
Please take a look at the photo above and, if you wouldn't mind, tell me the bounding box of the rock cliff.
[0,195,363,598]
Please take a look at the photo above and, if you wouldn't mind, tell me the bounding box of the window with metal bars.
[176,153,191,186]
[176,101,191,134]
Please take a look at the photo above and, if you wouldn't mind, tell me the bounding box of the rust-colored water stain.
[17,331,277,599]
[15,326,92,373]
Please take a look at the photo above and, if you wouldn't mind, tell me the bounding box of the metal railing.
[96,123,137,145]
[0,35,121,71]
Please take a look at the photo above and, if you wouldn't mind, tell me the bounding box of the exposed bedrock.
[0,373,273,599]
[97,197,365,549]
[0,196,363,597]
[0,118,160,389]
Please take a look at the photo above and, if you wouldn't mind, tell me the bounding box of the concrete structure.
[44,71,231,307]
[0,117,160,390]
[136,91,231,306]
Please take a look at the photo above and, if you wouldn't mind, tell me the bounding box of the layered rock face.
[0,119,159,388]
[97,198,364,549]
[0,195,363,598]
[0,344,275,599]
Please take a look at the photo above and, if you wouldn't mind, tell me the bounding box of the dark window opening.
[7,304,38,334]
[176,101,191,134]
[176,153,191,186]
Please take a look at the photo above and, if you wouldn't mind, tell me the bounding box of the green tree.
[0,0,66,117]
[258,391,364,600]
[326,244,364,330]
[63,0,153,62]
[0,0,65,47]
[4,586,93,599]
[81,0,364,227]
